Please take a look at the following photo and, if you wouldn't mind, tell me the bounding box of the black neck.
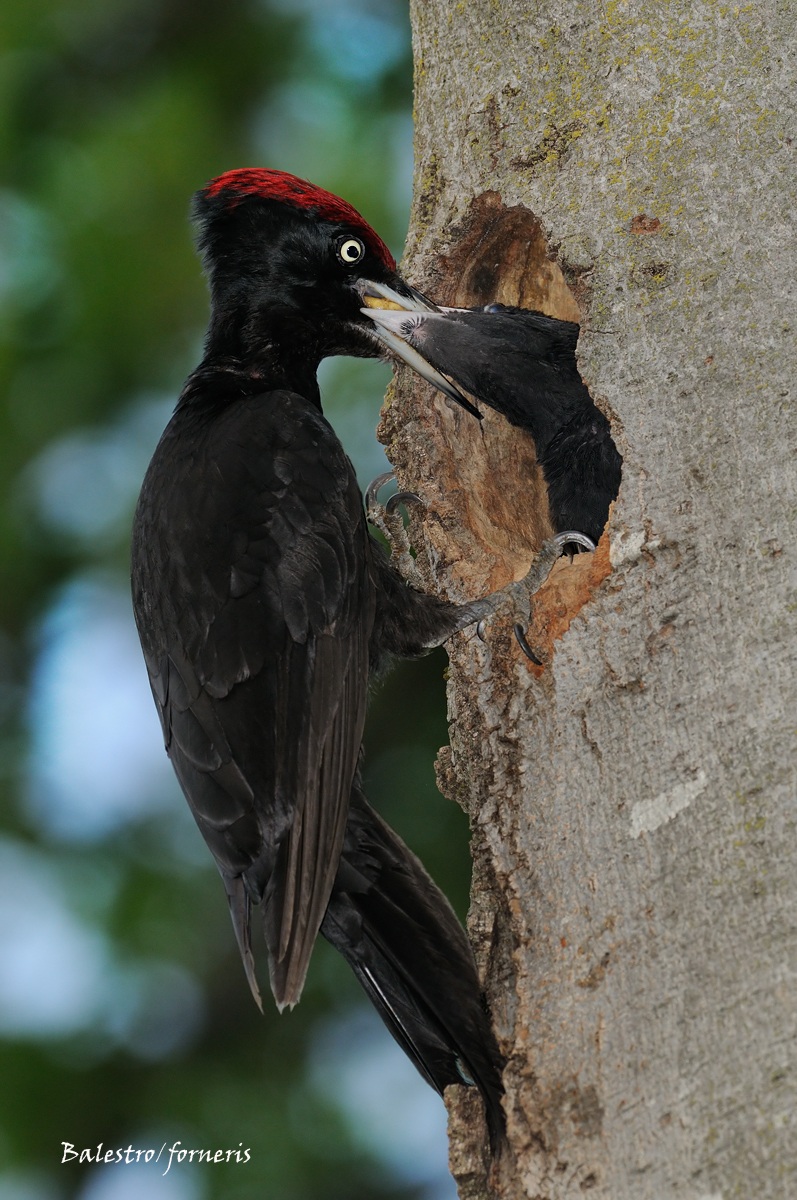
[189,299,324,409]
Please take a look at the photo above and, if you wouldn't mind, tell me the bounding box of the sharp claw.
[467,531,594,662]
[365,470,396,514]
[513,623,543,665]
[363,471,426,588]
[553,530,596,555]
[385,490,423,515]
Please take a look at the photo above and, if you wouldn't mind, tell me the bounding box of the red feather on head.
[204,168,396,270]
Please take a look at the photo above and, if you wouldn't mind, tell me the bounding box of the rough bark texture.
[380,3,796,1197]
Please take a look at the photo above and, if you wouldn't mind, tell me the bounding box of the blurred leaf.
[0,4,464,1199]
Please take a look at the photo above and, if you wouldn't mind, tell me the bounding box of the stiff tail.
[320,783,505,1148]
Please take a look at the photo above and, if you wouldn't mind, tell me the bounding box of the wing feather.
[132,383,373,1006]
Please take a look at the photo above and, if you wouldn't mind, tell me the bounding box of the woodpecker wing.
[132,377,374,1009]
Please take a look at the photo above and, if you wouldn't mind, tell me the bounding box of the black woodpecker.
[131,168,589,1141]
[365,302,622,546]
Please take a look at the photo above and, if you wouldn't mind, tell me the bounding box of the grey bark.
[380,2,797,1197]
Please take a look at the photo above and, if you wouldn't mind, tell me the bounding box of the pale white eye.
[336,236,365,265]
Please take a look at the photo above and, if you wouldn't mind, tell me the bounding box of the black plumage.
[323,781,505,1139]
[131,169,506,1140]
[365,303,622,545]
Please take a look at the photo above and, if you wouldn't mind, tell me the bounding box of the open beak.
[359,281,482,420]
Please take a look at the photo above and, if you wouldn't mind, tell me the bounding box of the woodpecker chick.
[365,301,622,545]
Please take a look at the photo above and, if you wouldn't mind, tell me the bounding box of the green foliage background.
[0,2,471,1197]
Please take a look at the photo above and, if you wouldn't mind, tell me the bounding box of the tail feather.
[222,873,263,1012]
[320,784,505,1147]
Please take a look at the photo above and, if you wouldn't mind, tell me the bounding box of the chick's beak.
[358,281,482,420]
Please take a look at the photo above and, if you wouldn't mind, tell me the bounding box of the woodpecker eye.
[336,236,365,266]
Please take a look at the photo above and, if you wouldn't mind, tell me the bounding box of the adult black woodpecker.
[365,302,622,546]
[131,168,588,1141]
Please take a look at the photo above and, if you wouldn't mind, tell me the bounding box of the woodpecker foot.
[513,623,544,665]
[479,616,543,664]
[470,531,595,661]
[510,530,595,661]
[365,471,425,587]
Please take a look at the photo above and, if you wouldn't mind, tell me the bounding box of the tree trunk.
[379,2,796,1196]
